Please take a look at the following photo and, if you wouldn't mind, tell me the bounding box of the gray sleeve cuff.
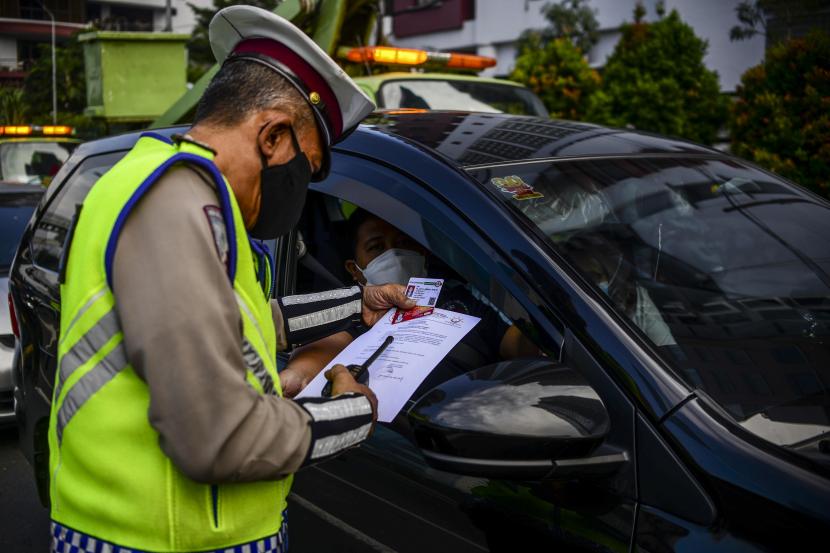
[295,392,373,466]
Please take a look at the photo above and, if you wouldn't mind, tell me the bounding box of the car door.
[279,151,639,552]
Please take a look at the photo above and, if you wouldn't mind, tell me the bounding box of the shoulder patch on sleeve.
[203,205,229,269]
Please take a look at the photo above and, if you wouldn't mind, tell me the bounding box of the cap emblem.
[309,91,321,105]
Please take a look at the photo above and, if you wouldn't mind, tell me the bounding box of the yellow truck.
[343,46,547,116]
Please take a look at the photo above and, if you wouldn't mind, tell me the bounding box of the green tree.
[510,34,600,120]
[19,35,107,139]
[730,1,828,43]
[587,6,728,145]
[730,0,769,41]
[539,0,600,54]
[23,36,87,122]
[510,0,600,119]
[730,30,830,198]
[187,0,281,80]
[0,87,28,124]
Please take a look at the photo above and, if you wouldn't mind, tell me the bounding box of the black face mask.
[249,124,312,240]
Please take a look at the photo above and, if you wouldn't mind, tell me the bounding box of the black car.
[10,112,830,551]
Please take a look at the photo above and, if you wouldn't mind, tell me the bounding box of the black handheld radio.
[321,335,394,397]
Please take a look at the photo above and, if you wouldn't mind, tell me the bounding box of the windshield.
[378,79,549,117]
[0,192,40,272]
[0,141,78,185]
[470,157,830,448]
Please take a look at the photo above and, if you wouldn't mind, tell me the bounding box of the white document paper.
[296,308,480,422]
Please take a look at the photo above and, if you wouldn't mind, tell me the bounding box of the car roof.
[74,112,721,171]
[354,111,720,168]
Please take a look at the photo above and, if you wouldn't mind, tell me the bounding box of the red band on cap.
[233,38,343,141]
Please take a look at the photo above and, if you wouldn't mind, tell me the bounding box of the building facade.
[386,0,768,93]
[0,0,210,84]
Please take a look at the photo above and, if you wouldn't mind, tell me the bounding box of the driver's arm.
[281,331,355,398]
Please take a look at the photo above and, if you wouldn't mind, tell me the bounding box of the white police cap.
[209,5,376,179]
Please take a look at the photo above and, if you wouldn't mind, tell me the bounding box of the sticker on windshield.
[491,175,544,200]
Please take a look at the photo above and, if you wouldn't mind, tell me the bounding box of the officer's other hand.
[362,284,415,327]
[325,364,378,425]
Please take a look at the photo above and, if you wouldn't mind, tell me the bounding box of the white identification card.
[296,307,480,422]
[392,277,444,324]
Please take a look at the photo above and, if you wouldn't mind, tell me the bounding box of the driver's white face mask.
[357,248,426,286]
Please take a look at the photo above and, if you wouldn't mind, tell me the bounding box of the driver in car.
[281,209,540,399]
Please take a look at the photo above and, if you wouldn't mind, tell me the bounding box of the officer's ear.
[256,112,293,162]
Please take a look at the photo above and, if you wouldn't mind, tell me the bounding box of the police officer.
[48,6,415,552]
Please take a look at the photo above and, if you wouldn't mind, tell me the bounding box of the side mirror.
[407,358,628,480]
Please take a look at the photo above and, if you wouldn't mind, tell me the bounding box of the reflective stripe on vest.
[235,287,276,394]
[53,305,120,412]
[56,338,127,443]
[243,339,275,395]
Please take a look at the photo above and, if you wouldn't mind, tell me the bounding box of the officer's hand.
[362,284,415,327]
[325,364,378,425]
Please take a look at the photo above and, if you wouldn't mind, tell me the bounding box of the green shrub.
[510,34,600,120]
[730,30,830,198]
[587,8,728,145]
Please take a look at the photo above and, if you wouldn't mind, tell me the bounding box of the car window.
[378,79,549,117]
[469,157,830,448]
[31,151,126,272]
[302,156,566,361]
[0,141,78,185]
[0,191,41,273]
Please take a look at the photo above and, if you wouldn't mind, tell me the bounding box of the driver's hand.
[325,364,378,426]
[362,284,415,327]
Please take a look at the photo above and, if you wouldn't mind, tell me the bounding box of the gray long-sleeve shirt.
[112,164,370,484]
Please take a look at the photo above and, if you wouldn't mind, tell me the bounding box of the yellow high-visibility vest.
[48,132,288,551]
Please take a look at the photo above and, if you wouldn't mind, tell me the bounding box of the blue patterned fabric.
[51,513,288,553]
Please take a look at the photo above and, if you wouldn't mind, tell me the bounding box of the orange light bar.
[42,125,73,136]
[2,125,33,136]
[344,46,497,71]
[347,46,429,66]
[446,52,497,70]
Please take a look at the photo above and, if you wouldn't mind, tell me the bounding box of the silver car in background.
[0,185,42,425]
